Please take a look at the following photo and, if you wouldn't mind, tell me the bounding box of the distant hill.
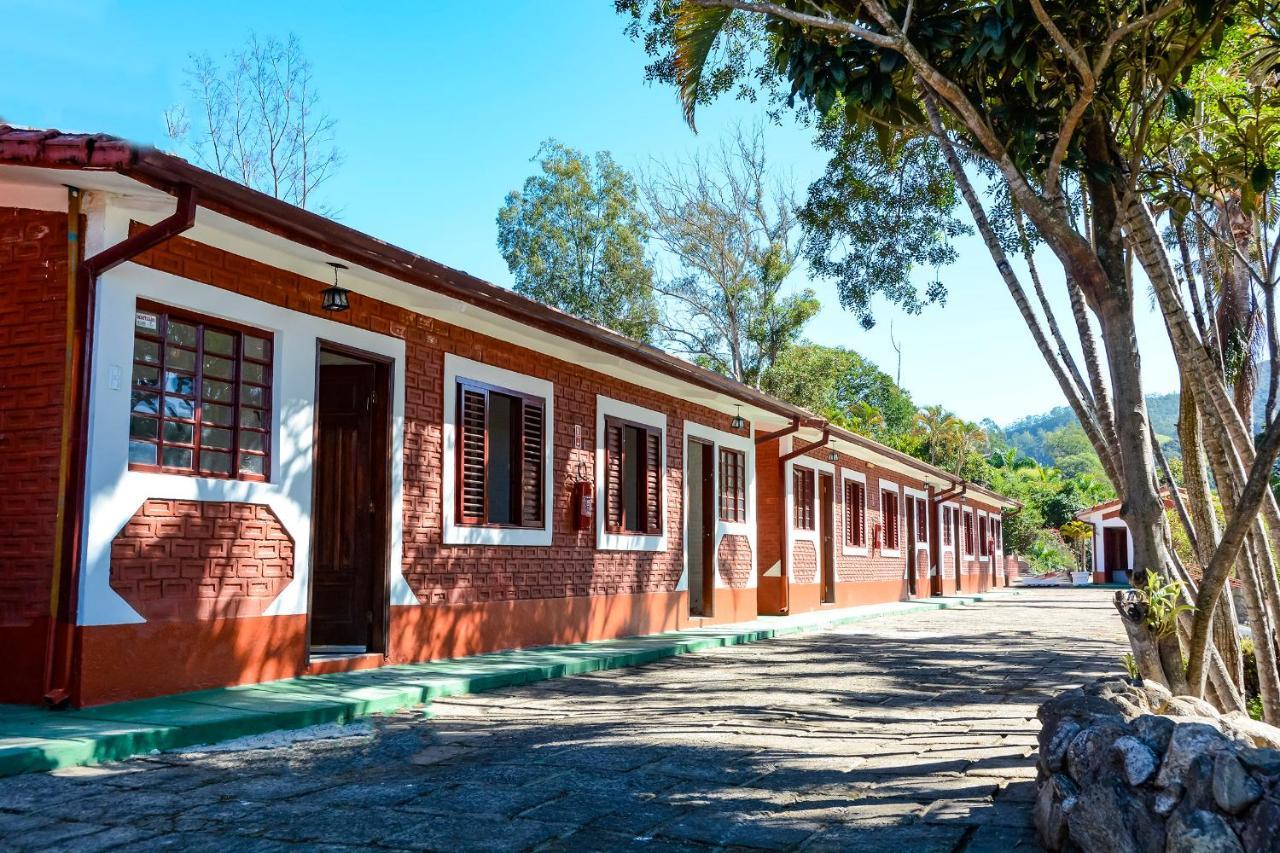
[1000,392,1182,466]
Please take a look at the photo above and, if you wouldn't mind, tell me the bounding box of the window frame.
[596,396,667,552]
[603,415,664,536]
[841,470,868,555]
[963,508,975,557]
[454,377,547,530]
[978,512,990,560]
[880,486,901,555]
[718,447,747,524]
[941,504,955,549]
[128,300,273,482]
[793,466,816,531]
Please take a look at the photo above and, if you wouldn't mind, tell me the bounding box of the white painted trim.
[595,396,668,552]
[839,469,869,557]
[681,421,758,593]
[877,479,903,559]
[782,438,836,580]
[440,354,555,547]
[977,509,991,563]
[961,507,975,560]
[939,501,958,553]
[79,259,412,626]
[903,485,929,547]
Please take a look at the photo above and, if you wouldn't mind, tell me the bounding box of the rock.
[1155,789,1182,815]
[1241,795,1280,853]
[1043,720,1082,774]
[1066,779,1164,853]
[1133,714,1176,756]
[1035,772,1077,851]
[1211,754,1262,815]
[1160,698,1224,719]
[1156,724,1233,790]
[1238,747,1280,776]
[1181,754,1218,812]
[1140,680,1174,709]
[1165,808,1244,852]
[1067,723,1129,785]
[1220,712,1280,749]
[1113,735,1160,786]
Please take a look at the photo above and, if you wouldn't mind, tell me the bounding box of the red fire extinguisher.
[573,481,594,530]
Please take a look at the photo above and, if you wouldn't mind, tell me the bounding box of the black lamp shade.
[322,285,350,312]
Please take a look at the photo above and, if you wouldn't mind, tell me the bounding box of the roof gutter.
[43,183,197,708]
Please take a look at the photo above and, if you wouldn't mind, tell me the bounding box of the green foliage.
[1122,653,1141,680]
[1025,529,1075,575]
[1136,574,1194,639]
[498,140,658,341]
[761,343,916,440]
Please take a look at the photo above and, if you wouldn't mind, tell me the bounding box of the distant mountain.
[1000,392,1182,466]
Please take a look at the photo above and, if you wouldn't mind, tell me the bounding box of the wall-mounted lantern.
[730,405,746,430]
[323,262,351,312]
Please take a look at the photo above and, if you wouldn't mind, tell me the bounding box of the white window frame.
[939,502,958,554]
[783,440,834,579]
[878,480,902,558]
[903,485,929,547]
[596,395,668,552]
[442,353,555,547]
[962,507,975,558]
[840,469,869,557]
[977,509,991,562]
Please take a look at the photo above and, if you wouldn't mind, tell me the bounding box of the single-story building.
[0,126,1018,708]
[1074,488,1177,584]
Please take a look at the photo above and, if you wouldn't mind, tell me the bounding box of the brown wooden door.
[311,360,386,650]
[820,472,835,603]
[905,496,918,596]
[1104,527,1128,582]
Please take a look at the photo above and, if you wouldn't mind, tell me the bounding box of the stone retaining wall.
[1035,678,1280,851]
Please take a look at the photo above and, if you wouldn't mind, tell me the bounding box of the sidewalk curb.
[0,590,1021,777]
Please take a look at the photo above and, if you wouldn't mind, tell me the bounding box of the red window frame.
[916,498,928,543]
[455,378,546,529]
[843,478,865,547]
[963,510,975,556]
[942,506,953,546]
[881,489,899,549]
[979,515,990,557]
[128,302,272,481]
[718,447,746,523]
[604,415,663,535]
[793,466,815,531]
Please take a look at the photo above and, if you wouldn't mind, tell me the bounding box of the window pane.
[164,371,196,395]
[134,338,161,365]
[203,403,234,426]
[203,380,234,403]
[202,355,235,381]
[201,450,232,475]
[485,393,516,525]
[162,421,194,445]
[240,430,265,452]
[203,329,235,356]
[243,336,270,361]
[201,426,233,450]
[623,426,642,531]
[240,384,266,407]
[128,440,157,465]
[131,392,160,415]
[162,446,193,469]
[132,365,160,389]
[239,407,268,430]
[164,397,195,419]
[129,416,158,440]
[166,346,196,372]
[239,453,265,476]
[166,320,197,347]
[135,311,160,335]
[241,361,267,385]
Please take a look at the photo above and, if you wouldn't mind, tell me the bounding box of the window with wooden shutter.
[603,416,663,534]
[979,515,989,556]
[881,490,899,549]
[718,448,746,523]
[942,506,953,546]
[963,510,974,555]
[793,467,815,530]
[917,500,928,543]
[455,379,545,528]
[129,303,272,481]
[844,479,865,547]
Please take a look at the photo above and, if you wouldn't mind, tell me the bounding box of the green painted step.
[0,590,1015,777]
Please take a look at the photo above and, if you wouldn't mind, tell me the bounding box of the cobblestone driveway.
[0,589,1127,852]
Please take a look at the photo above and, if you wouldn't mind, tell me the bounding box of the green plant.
[1135,573,1194,639]
[1025,530,1074,576]
[1122,653,1140,680]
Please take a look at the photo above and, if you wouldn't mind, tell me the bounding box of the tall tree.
[498,140,658,341]
[619,0,1280,716]
[164,33,340,211]
[642,125,820,385]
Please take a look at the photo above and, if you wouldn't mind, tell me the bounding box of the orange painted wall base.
[783,579,908,615]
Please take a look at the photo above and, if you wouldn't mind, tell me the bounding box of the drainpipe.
[777,428,833,615]
[43,184,198,708]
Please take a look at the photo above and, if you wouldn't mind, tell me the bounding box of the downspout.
[43,184,198,708]
[757,419,802,616]
[777,428,834,615]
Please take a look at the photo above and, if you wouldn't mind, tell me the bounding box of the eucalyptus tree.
[618,0,1280,717]
[498,141,659,341]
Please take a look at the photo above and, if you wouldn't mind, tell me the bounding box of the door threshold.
[310,645,367,660]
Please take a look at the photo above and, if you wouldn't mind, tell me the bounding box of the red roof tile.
[0,125,140,169]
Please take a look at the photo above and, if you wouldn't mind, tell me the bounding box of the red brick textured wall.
[110,499,294,621]
[0,208,66,631]
[716,534,753,588]
[791,540,817,583]
[128,230,749,610]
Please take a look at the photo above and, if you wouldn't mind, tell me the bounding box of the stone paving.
[0,589,1127,852]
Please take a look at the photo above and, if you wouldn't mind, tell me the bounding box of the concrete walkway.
[0,592,1011,778]
[0,589,1128,852]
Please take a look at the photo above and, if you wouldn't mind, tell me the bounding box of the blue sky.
[4,1,1180,425]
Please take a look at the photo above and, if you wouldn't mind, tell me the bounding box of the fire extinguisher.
[872,522,883,552]
[573,481,594,530]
